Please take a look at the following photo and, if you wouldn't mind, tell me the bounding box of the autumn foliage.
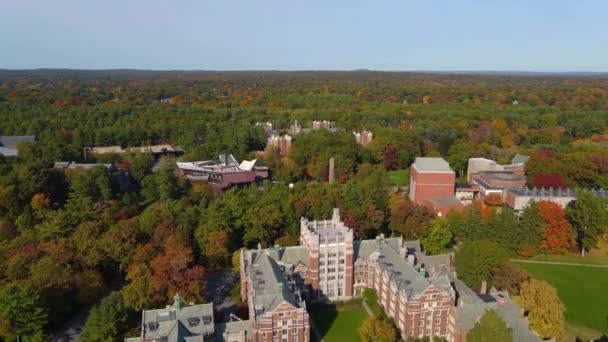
[537,201,573,254]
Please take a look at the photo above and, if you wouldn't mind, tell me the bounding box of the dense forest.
[1,70,608,341]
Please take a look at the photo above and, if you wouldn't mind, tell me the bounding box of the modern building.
[0,135,36,156]
[83,144,184,160]
[409,157,456,205]
[53,161,112,171]
[466,154,528,181]
[505,187,608,211]
[469,171,526,203]
[176,154,269,192]
[353,130,373,147]
[267,134,292,157]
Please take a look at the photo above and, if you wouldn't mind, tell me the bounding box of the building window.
[279,312,284,317]
[282,329,287,335]
[426,329,431,335]
[292,327,297,333]
[292,337,297,342]
[292,320,297,325]
[273,322,277,327]
[283,320,287,326]
[273,331,278,336]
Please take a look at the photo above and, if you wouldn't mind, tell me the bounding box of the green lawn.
[517,262,608,335]
[388,169,409,186]
[309,302,369,342]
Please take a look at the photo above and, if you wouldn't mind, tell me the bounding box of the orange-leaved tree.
[537,201,573,254]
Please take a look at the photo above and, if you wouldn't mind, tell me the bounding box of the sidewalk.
[511,259,608,268]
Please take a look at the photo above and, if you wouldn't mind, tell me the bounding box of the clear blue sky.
[1,0,607,71]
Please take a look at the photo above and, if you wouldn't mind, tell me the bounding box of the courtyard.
[309,301,369,342]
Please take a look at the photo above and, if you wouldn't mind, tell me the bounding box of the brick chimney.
[480,280,487,295]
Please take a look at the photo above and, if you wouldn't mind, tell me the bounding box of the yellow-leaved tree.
[517,279,565,340]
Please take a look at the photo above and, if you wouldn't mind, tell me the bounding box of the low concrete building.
[466,155,527,181]
[505,187,608,211]
[0,135,36,156]
[469,171,526,203]
[177,154,269,192]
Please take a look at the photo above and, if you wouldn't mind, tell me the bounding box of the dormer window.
[202,315,212,325]
[188,317,200,326]
[148,322,159,331]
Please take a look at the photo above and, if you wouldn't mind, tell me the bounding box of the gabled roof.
[511,153,530,165]
[250,251,304,317]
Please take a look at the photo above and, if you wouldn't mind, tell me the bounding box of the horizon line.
[1,68,608,75]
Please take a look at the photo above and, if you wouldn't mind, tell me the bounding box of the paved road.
[511,259,608,268]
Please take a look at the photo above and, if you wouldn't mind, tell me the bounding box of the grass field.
[516,262,608,336]
[309,302,369,342]
[388,169,409,186]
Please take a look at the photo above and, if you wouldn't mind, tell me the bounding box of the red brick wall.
[411,168,456,205]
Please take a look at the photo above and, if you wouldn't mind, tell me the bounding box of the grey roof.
[511,153,530,165]
[138,297,214,342]
[0,135,36,156]
[417,253,452,277]
[54,161,112,170]
[359,238,451,299]
[507,187,608,199]
[454,290,542,342]
[0,135,36,148]
[412,157,453,173]
[0,147,17,157]
[427,196,464,207]
[249,250,305,319]
[403,240,421,254]
[214,319,252,338]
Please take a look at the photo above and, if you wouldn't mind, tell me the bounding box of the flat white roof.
[412,157,453,173]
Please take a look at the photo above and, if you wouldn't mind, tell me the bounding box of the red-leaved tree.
[537,201,573,254]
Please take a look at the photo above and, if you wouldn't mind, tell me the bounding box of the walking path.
[511,259,608,268]
[362,301,375,318]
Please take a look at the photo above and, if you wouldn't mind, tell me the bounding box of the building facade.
[240,209,457,341]
[267,134,292,157]
[409,157,456,205]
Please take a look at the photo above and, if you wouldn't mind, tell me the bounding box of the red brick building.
[409,157,456,205]
[240,209,456,341]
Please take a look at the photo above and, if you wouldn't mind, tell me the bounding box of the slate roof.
[249,250,305,318]
[360,238,452,299]
[138,296,214,342]
[511,153,530,165]
[454,290,542,342]
[412,157,453,173]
